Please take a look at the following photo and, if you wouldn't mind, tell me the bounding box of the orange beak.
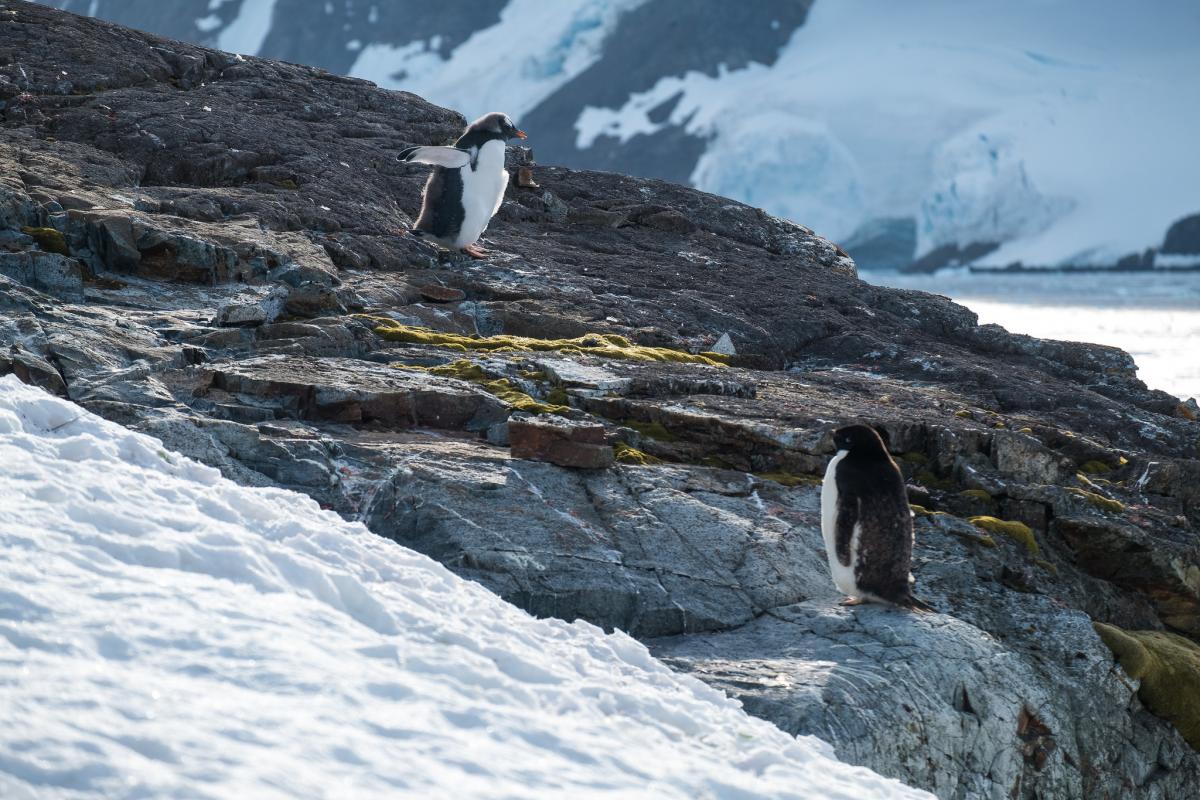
[514,129,528,139]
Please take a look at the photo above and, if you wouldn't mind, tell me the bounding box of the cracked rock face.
[3,6,1200,798]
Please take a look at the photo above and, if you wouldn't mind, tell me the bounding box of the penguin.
[397,112,527,259]
[820,424,932,610]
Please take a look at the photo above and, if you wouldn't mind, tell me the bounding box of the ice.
[0,375,929,799]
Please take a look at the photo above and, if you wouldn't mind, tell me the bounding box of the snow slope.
[349,0,647,121]
[0,375,928,799]
[573,0,1200,266]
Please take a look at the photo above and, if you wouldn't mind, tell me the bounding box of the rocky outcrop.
[4,6,1200,798]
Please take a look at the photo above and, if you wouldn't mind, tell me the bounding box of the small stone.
[418,284,467,303]
[509,415,614,469]
[711,332,737,356]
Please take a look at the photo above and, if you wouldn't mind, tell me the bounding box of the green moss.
[544,387,570,406]
[21,226,68,255]
[909,504,949,518]
[1067,488,1125,514]
[394,359,569,415]
[614,443,663,465]
[701,455,737,470]
[518,370,547,381]
[954,409,973,419]
[1034,558,1059,575]
[898,452,928,465]
[364,319,730,366]
[970,516,1038,555]
[1093,623,1200,750]
[625,419,679,442]
[754,471,820,487]
[959,489,994,502]
[1079,460,1112,475]
[917,470,956,491]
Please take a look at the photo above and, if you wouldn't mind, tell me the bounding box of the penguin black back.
[830,424,930,610]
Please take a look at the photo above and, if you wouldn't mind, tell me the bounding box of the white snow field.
[0,375,929,800]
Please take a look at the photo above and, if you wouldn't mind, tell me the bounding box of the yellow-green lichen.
[625,419,679,442]
[1067,488,1125,515]
[954,409,973,419]
[898,452,928,465]
[754,471,820,488]
[1034,558,1059,575]
[393,359,569,416]
[544,387,570,406]
[614,443,663,465]
[917,471,956,491]
[365,319,730,366]
[21,226,68,255]
[1093,623,1200,750]
[970,516,1038,555]
[910,504,949,518]
[959,489,994,502]
[1079,460,1112,475]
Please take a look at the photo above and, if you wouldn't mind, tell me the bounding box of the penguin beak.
[514,129,527,140]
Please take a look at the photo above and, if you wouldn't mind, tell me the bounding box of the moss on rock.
[614,443,663,465]
[755,471,820,487]
[625,419,679,442]
[1079,460,1112,475]
[393,359,569,415]
[21,226,69,255]
[367,319,729,366]
[1093,623,1200,750]
[970,516,1038,555]
[917,470,956,491]
[1067,487,1125,514]
[959,489,993,502]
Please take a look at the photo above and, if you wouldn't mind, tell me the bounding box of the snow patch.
[0,375,929,799]
[350,0,647,121]
[216,0,277,56]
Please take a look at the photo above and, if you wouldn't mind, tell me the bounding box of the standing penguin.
[820,424,932,610]
[397,112,527,259]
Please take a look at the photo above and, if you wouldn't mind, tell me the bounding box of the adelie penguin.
[397,112,527,259]
[821,424,933,611]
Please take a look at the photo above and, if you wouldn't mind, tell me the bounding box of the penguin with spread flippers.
[397,112,526,259]
[820,424,933,611]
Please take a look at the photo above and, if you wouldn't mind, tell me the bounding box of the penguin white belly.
[821,450,861,596]
[453,139,509,248]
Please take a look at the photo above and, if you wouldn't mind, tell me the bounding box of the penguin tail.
[894,593,936,613]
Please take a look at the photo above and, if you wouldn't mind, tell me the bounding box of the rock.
[213,287,287,327]
[418,284,468,303]
[508,414,614,469]
[0,251,84,301]
[711,332,737,356]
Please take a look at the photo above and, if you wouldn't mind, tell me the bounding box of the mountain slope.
[38,0,1200,270]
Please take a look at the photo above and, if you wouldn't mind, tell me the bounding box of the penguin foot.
[462,244,489,260]
[839,596,865,606]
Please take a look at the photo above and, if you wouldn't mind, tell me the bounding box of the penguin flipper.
[397,146,472,168]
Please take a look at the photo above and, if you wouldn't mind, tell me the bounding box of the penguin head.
[832,424,889,458]
[467,112,527,141]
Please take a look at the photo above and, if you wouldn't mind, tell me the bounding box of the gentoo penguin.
[820,424,932,610]
[397,111,527,259]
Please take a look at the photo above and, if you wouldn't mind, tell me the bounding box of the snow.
[349,0,647,122]
[573,0,1200,265]
[871,271,1200,401]
[0,375,929,799]
[215,0,277,56]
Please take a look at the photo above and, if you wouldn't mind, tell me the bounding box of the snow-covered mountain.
[41,0,1200,271]
[0,376,929,798]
